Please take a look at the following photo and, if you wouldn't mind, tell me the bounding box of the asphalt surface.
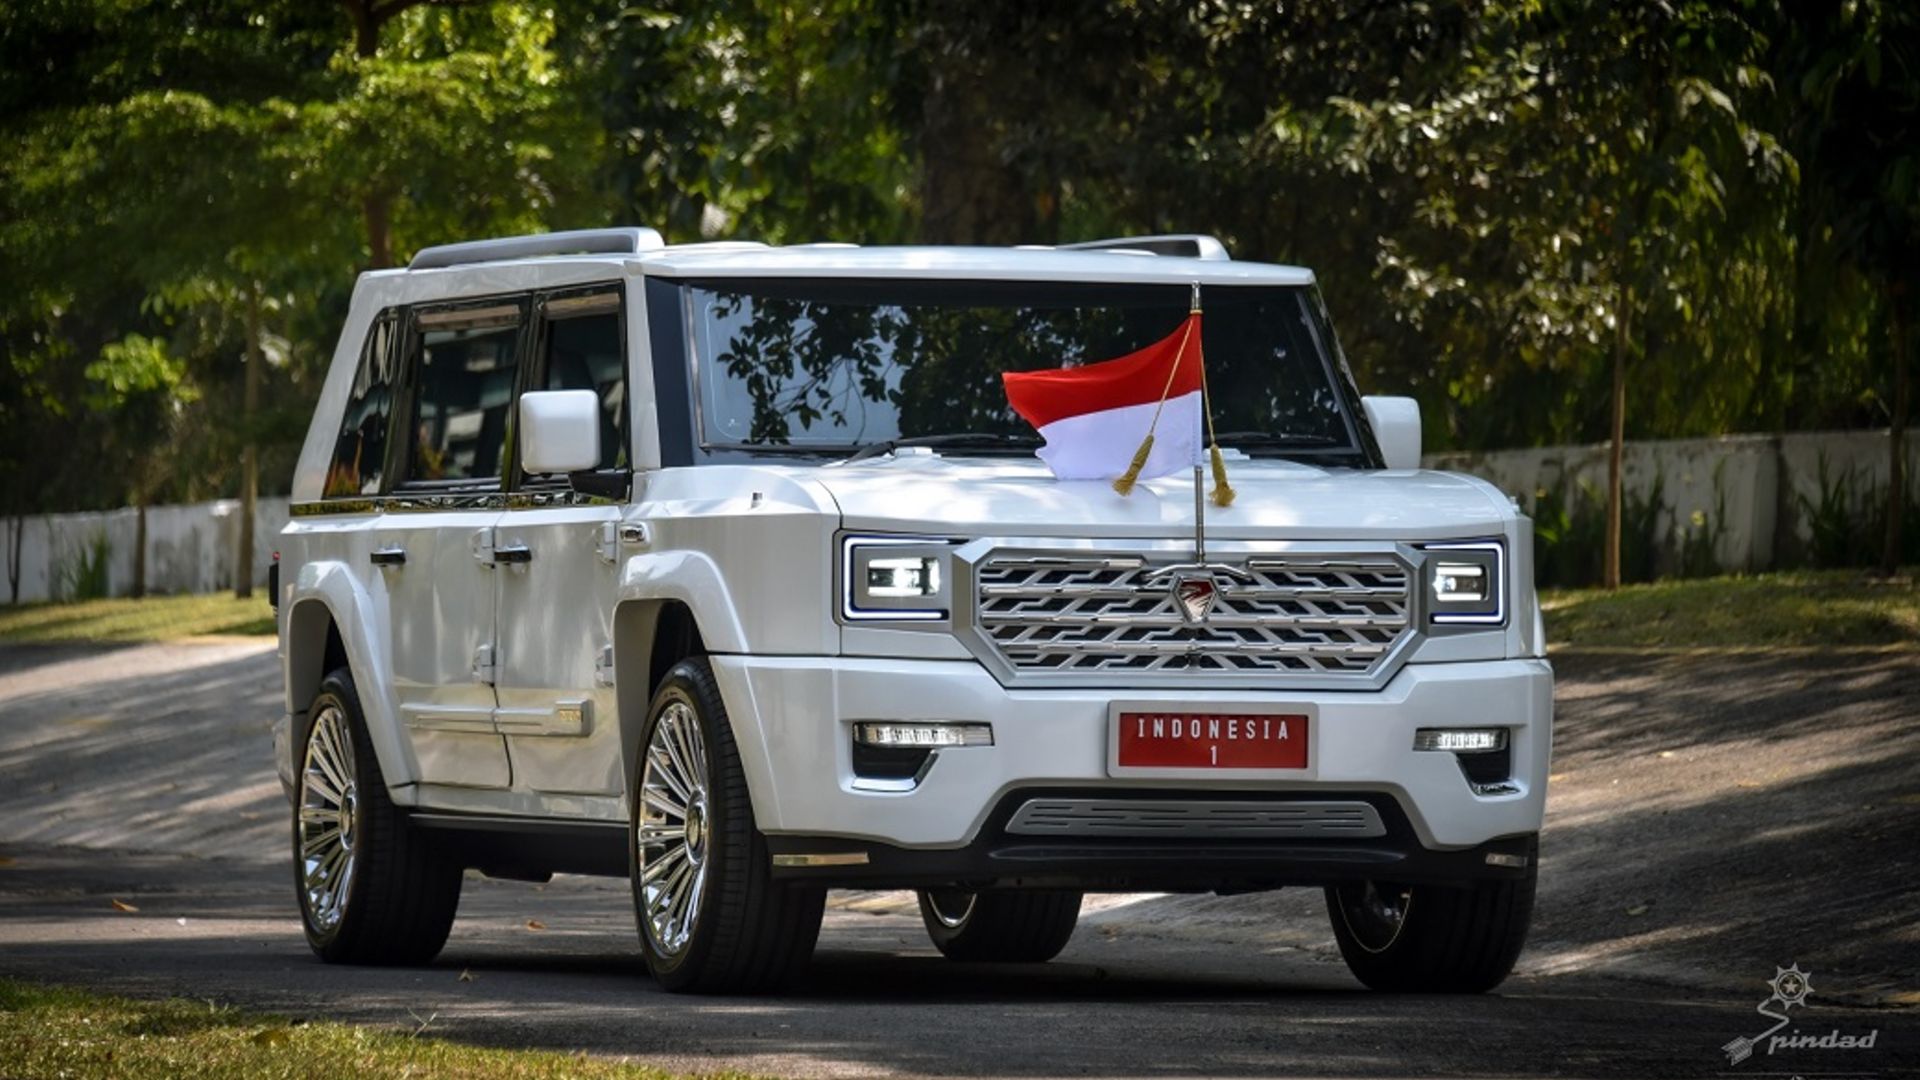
[1,640,1916,1078]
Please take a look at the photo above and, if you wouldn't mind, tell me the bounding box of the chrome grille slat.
[973,550,1413,679]
[1005,798,1387,839]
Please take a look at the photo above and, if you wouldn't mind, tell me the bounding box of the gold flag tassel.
[1192,291,1235,507]
[1112,313,1199,496]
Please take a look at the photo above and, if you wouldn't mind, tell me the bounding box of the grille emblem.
[1173,574,1218,624]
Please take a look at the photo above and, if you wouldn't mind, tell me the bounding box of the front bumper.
[710,655,1552,858]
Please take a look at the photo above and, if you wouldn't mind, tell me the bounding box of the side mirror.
[520,389,601,475]
[1362,395,1422,470]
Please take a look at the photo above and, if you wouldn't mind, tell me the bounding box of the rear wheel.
[1324,851,1536,993]
[631,658,824,993]
[295,668,462,964]
[917,888,1082,962]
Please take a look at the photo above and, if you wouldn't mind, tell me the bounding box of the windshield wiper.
[1210,430,1344,449]
[844,432,1041,464]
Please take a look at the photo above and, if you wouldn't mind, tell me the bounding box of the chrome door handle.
[493,543,532,564]
[369,547,407,567]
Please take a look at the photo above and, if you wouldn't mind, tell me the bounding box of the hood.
[806,454,1513,540]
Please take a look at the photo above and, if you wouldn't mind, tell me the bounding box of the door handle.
[493,543,532,564]
[370,547,407,567]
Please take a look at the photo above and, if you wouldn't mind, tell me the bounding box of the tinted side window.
[404,303,524,485]
[324,313,399,497]
[539,294,627,471]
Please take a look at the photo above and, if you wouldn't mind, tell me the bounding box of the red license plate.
[1116,712,1308,769]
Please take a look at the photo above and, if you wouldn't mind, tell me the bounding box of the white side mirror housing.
[1362,395,1422,471]
[520,390,601,474]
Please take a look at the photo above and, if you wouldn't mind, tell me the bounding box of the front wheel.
[630,658,824,993]
[1324,849,1536,993]
[917,888,1082,962]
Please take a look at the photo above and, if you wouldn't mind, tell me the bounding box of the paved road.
[1,641,1916,1078]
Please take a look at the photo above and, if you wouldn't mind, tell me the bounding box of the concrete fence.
[3,496,290,604]
[1,427,1911,603]
[1427,428,1917,576]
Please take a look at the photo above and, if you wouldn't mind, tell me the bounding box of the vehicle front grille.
[972,552,1412,681]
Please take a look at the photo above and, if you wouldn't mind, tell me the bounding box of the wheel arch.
[611,597,780,827]
[282,562,418,800]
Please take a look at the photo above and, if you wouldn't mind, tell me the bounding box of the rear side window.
[404,303,524,485]
[537,292,627,471]
[324,313,399,497]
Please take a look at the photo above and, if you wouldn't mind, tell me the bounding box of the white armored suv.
[272,228,1551,994]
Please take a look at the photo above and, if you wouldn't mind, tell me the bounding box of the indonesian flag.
[1002,314,1203,482]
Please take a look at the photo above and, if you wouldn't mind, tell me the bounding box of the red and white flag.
[1002,314,1204,483]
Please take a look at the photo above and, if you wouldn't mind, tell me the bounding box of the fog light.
[853,722,992,748]
[1413,728,1508,753]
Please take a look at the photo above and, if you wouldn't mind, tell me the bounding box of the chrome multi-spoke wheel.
[629,659,824,993]
[1324,846,1537,992]
[298,703,359,933]
[924,890,976,930]
[916,888,1082,962]
[1332,881,1413,954]
[293,669,462,965]
[636,699,711,958]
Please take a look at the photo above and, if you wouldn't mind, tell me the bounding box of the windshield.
[676,278,1376,465]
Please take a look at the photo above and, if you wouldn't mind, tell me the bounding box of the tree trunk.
[1604,289,1631,590]
[362,189,393,269]
[132,500,147,599]
[917,42,1039,246]
[1881,285,1910,577]
[237,283,263,600]
[5,516,20,604]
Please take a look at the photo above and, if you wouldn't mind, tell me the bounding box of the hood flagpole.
[1191,281,1206,562]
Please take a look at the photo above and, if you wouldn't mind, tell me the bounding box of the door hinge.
[472,644,496,685]
[597,521,619,563]
[595,644,616,687]
[471,526,531,566]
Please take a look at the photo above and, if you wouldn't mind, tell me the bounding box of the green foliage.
[0,0,1913,521]
[1798,455,1865,568]
[54,532,113,603]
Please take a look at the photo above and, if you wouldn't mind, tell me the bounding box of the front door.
[379,295,532,791]
[493,286,631,797]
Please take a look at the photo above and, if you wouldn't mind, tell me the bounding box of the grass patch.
[0,594,274,643]
[0,978,731,1079]
[1543,569,1920,648]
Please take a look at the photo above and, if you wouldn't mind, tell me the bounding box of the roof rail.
[1059,234,1231,261]
[408,227,665,270]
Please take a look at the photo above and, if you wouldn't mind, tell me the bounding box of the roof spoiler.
[1058,234,1230,261]
[408,227,665,270]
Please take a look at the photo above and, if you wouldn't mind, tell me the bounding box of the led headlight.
[1422,540,1504,624]
[840,536,954,621]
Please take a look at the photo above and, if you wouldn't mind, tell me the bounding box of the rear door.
[491,284,631,796]
[373,296,529,791]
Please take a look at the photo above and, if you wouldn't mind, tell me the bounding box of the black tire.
[294,667,462,965]
[1324,843,1537,993]
[917,888,1082,962]
[630,658,824,993]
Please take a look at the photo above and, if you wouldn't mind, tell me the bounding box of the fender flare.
[283,560,419,798]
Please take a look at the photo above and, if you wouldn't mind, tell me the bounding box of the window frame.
[388,293,535,496]
[510,282,631,495]
[323,309,404,500]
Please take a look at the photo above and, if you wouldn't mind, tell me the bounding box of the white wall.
[2,496,290,604]
[1,427,1912,603]
[1427,428,1918,574]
